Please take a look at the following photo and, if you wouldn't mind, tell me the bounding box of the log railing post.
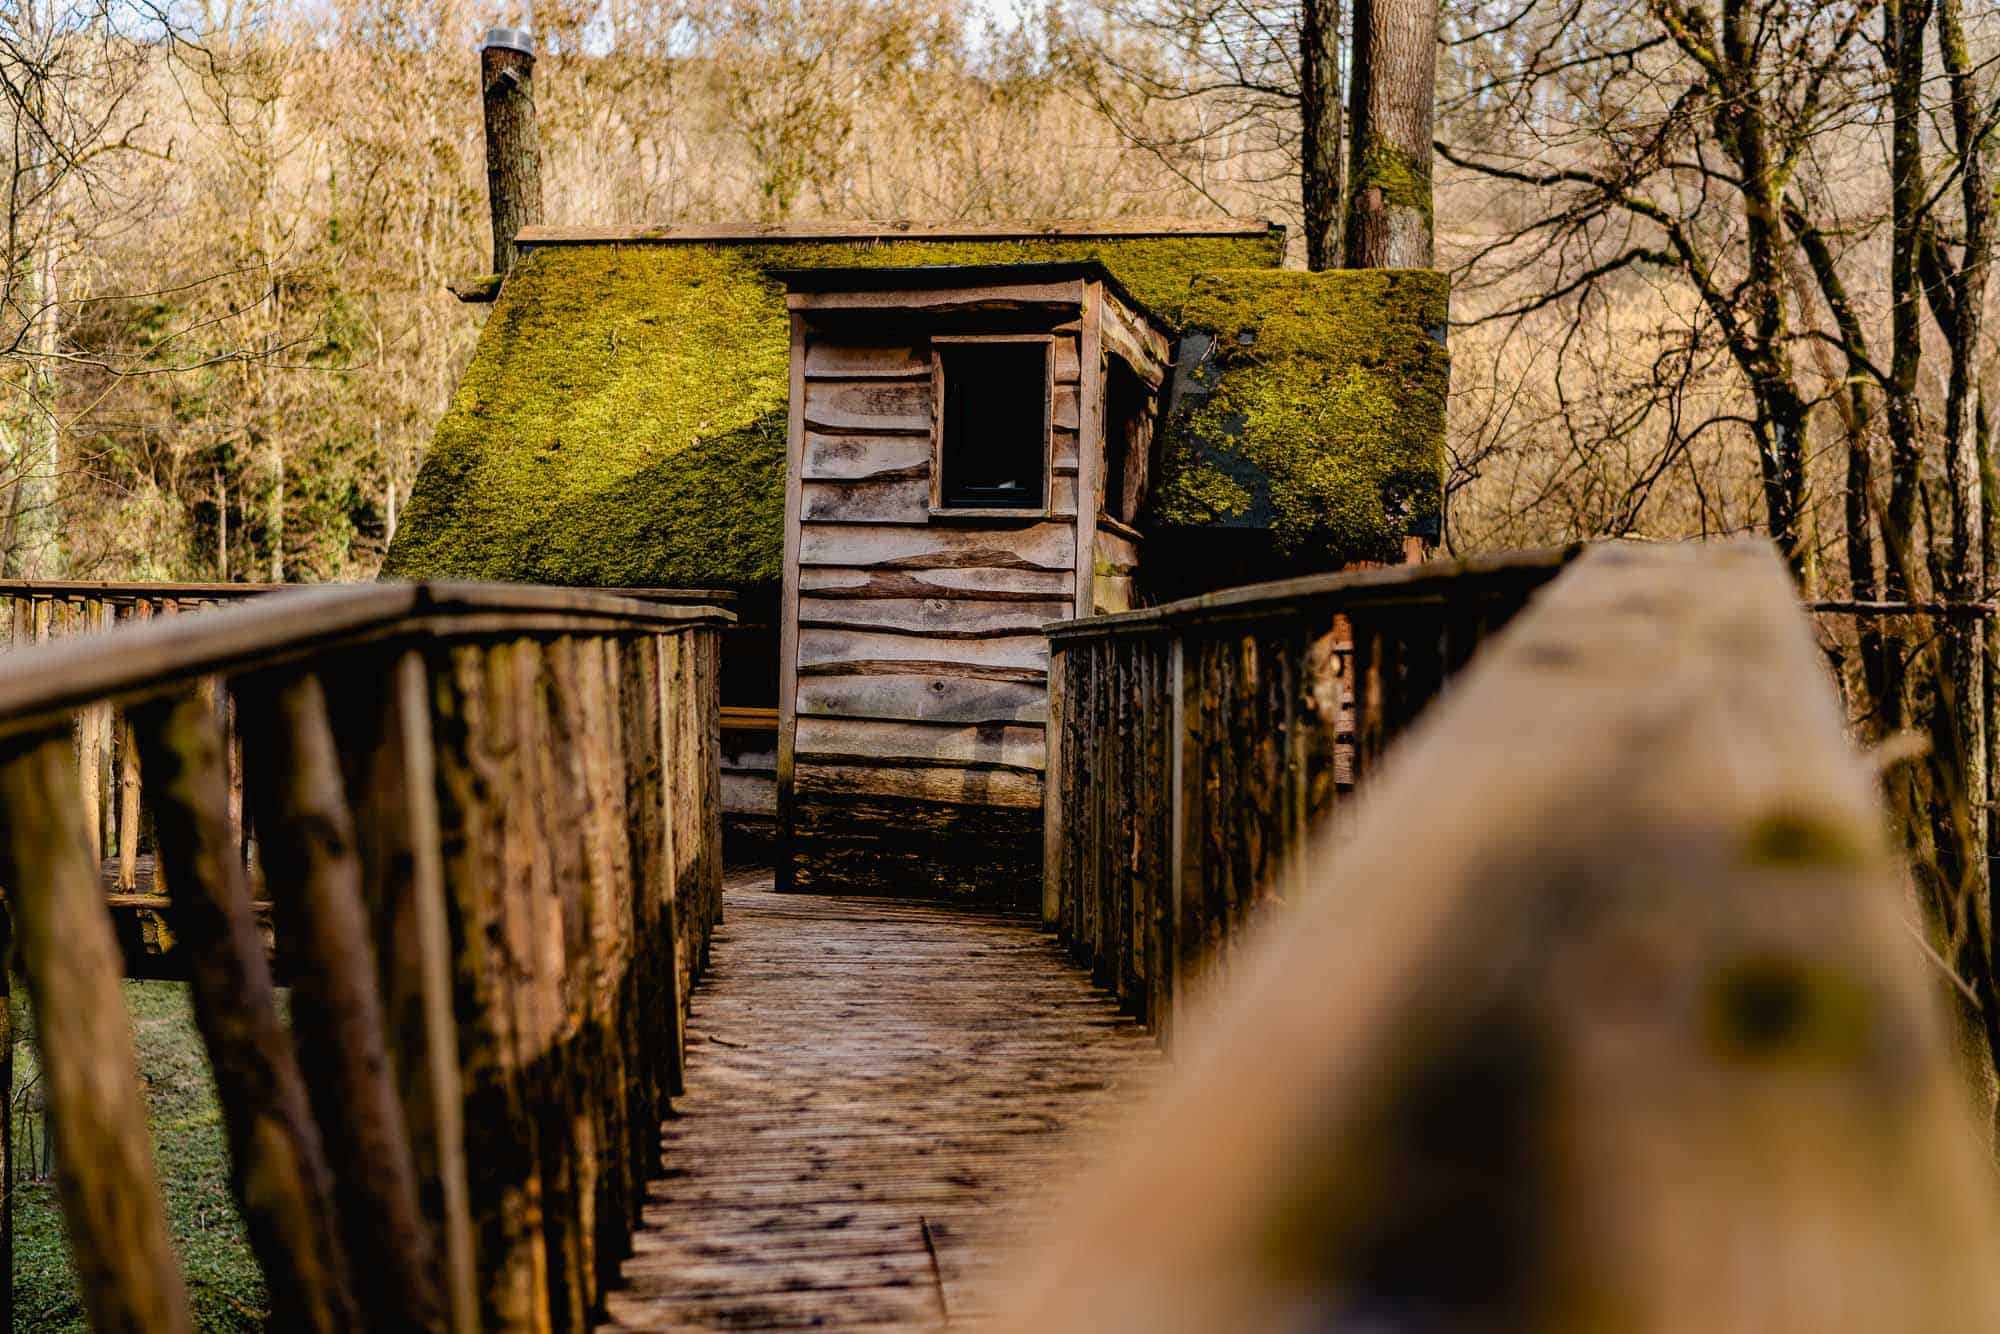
[0,584,733,1332]
[330,649,477,1334]
[131,688,356,1332]
[481,28,544,277]
[432,640,550,1330]
[0,729,192,1334]
[236,669,443,1333]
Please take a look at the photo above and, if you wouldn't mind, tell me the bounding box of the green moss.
[14,983,267,1331]
[384,230,1284,589]
[1149,268,1448,564]
[1350,133,1434,222]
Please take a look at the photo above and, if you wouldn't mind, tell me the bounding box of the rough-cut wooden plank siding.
[801,475,1081,524]
[798,627,1049,673]
[797,759,1043,809]
[802,379,931,434]
[800,433,930,482]
[1099,292,1173,386]
[796,674,1048,726]
[1094,527,1142,615]
[793,718,1046,771]
[784,313,1092,902]
[799,566,1075,602]
[801,342,928,379]
[798,522,1076,572]
[798,595,1072,636]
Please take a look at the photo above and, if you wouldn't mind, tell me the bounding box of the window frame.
[928,333,1056,520]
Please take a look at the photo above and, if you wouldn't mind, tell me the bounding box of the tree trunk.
[1299,0,1343,271]
[1343,0,1434,268]
[1938,0,1995,1043]
[482,31,545,277]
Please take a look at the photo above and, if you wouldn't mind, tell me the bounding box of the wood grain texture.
[133,689,358,1332]
[600,876,1161,1328]
[237,670,442,1333]
[794,717,1046,770]
[803,476,1080,525]
[803,379,931,434]
[796,673,1047,726]
[798,595,1073,637]
[798,627,1049,673]
[799,522,1077,573]
[794,760,1043,809]
[799,567,1074,603]
[330,650,478,1334]
[803,343,927,379]
[802,433,931,482]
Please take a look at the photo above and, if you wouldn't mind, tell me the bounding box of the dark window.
[937,341,1047,510]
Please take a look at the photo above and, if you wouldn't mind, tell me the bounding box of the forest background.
[9,0,2000,1093]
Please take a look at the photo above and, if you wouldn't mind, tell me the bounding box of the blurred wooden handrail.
[1008,538,2000,1332]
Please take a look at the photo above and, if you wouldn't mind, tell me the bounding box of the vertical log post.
[236,669,444,1334]
[432,641,552,1331]
[481,28,544,277]
[116,603,149,891]
[131,689,357,1333]
[330,650,478,1334]
[0,730,193,1334]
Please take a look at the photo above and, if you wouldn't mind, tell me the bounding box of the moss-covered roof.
[384,227,1285,589]
[1149,268,1448,566]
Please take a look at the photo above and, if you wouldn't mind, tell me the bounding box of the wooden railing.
[0,579,733,961]
[0,583,730,1334]
[1042,546,1583,1041]
[1005,540,2000,1330]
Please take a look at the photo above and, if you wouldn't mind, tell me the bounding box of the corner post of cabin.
[1043,641,1066,927]
[480,27,543,277]
[1074,281,1105,622]
[775,308,808,893]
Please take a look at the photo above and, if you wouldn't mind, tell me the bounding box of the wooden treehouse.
[3,240,2000,1329]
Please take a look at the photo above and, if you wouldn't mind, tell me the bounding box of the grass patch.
[11,981,267,1331]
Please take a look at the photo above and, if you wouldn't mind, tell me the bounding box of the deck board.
[599,871,1162,1330]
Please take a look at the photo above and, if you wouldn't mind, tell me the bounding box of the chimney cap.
[482,27,535,56]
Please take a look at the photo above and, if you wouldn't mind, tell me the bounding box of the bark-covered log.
[328,649,478,1334]
[0,731,192,1333]
[431,641,551,1331]
[132,689,360,1331]
[237,668,444,1334]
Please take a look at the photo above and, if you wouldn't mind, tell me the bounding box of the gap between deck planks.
[599,870,1163,1331]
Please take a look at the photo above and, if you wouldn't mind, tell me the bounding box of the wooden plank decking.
[600,871,1162,1330]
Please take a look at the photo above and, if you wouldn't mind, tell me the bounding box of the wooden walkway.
[600,872,1163,1331]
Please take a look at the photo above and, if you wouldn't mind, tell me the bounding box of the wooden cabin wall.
[783,311,1088,904]
[1094,523,1143,614]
